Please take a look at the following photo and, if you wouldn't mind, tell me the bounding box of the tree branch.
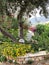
[0,27,17,42]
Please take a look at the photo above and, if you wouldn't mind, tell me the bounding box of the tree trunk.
[19,22,23,39]
[0,27,16,42]
[17,12,24,39]
[2,15,4,22]
[17,5,27,39]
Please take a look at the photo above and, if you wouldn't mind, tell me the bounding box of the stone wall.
[16,54,49,64]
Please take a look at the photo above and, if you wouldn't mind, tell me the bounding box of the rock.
[19,39,25,43]
[45,60,49,65]
[38,57,44,61]
[13,60,15,63]
[35,58,40,61]
[37,62,44,65]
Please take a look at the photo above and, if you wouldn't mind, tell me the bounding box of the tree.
[0,27,17,42]
[0,0,48,42]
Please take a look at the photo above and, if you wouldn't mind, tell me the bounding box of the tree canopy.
[0,0,48,17]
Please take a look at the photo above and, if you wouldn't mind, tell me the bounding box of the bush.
[8,59,13,63]
[0,55,7,62]
[0,42,34,60]
[32,24,49,52]
[26,60,34,64]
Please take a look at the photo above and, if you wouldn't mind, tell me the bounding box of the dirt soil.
[0,59,49,65]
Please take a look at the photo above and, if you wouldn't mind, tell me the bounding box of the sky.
[29,7,49,26]
[29,16,49,25]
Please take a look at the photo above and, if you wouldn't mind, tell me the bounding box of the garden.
[0,24,49,65]
[0,0,49,65]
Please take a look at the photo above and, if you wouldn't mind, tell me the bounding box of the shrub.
[0,42,34,60]
[26,60,34,64]
[0,55,7,62]
[8,59,13,63]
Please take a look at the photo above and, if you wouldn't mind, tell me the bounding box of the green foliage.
[31,44,39,52]
[26,60,34,64]
[0,0,48,17]
[11,18,18,29]
[8,29,18,39]
[8,60,13,63]
[36,24,45,35]
[0,29,18,42]
[0,42,34,60]
[0,55,7,62]
[0,0,48,41]
[0,0,6,15]
[32,24,49,52]
[0,28,27,42]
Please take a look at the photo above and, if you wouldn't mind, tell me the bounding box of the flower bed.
[0,42,49,64]
[0,42,34,62]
